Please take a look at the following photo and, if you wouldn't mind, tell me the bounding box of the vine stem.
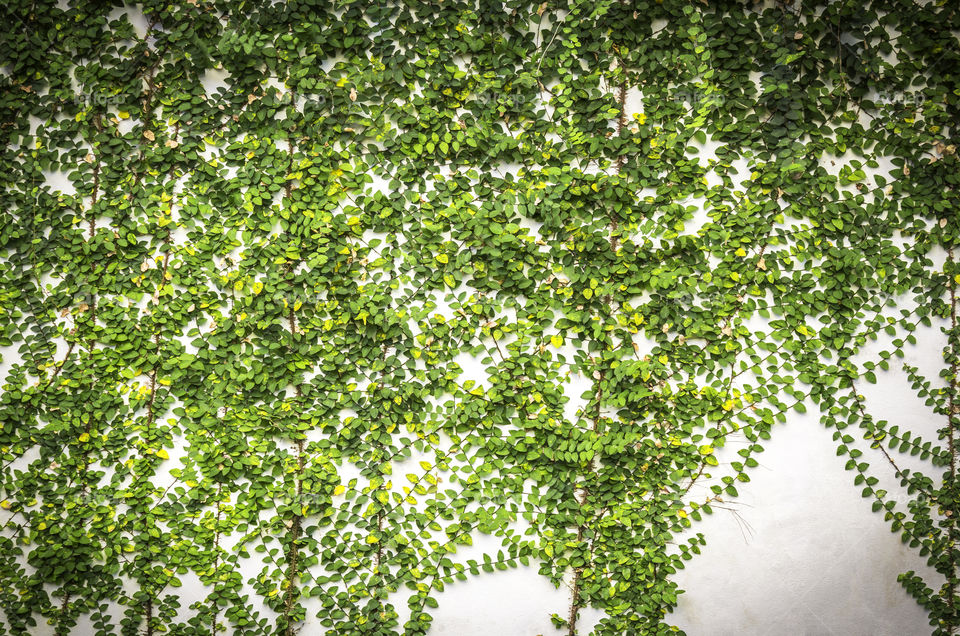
[54,110,104,636]
[567,373,600,636]
[280,135,304,636]
[947,246,958,633]
[87,114,102,341]
[280,319,304,635]
[211,482,223,635]
[372,341,393,626]
[139,115,178,636]
[567,20,629,631]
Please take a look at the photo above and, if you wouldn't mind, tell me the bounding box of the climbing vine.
[0,0,958,634]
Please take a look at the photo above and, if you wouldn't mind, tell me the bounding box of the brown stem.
[566,528,584,636]
[281,513,302,635]
[145,236,172,430]
[280,348,304,633]
[55,111,104,634]
[54,593,71,636]
[370,342,394,625]
[139,149,178,634]
[613,79,628,177]
[568,35,630,634]
[947,246,958,631]
[144,597,153,636]
[39,341,75,392]
[280,136,304,636]
[87,114,102,338]
[211,483,223,635]
[568,370,603,636]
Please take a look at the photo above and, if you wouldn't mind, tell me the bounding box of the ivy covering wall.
[0,0,958,634]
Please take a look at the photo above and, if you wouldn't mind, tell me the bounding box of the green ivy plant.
[0,0,957,634]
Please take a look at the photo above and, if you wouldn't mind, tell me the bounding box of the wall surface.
[3,2,956,635]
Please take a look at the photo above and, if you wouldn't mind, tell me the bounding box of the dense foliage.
[0,0,958,634]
